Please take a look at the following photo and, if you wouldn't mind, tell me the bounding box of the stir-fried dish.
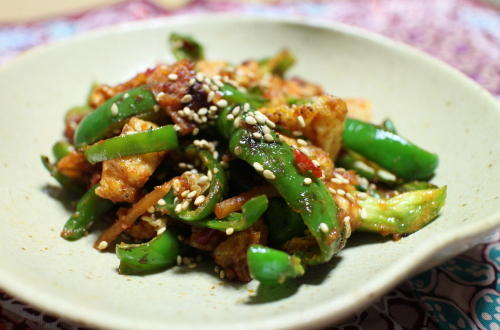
[42,34,446,285]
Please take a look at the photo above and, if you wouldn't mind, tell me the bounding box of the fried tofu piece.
[344,98,373,122]
[95,118,166,203]
[260,95,348,159]
[213,221,268,282]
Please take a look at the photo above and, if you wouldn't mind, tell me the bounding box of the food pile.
[42,34,446,285]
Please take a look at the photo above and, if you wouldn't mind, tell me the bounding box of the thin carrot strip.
[214,185,278,219]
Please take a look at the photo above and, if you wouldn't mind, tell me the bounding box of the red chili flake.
[293,148,322,178]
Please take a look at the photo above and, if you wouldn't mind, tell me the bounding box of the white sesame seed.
[252,132,262,139]
[207,91,215,102]
[245,116,257,125]
[157,198,166,206]
[187,191,197,199]
[254,112,267,124]
[147,206,155,214]
[319,222,329,233]
[344,216,352,238]
[346,192,355,202]
[216,99,228,107]
[225,227,234,235]
[232,106,240,116]
[173,124,181,131]
[226,114,234,120]
[181,94,192,103]
[198,108,208,115]
[177,255,182,265]
[214,265,220,273]
[312,160,320,167]
[292,130,302,136]
[262,126,271,134]
[175,203,182,213]
[266,119,276,128]
[192,127,200,136]
[297,115,306,128]
[330,178,344,184]
[123,93,129,98]
[377,169,397,181]
[219,270,225,279]
[297,139,308,146]
[360,208,367,219]
[194,195,206,206]
[209,105,217,111]
[337,189,346,196]
[110,103,118,116]
[253,162,264,172]
[189,78,196,86]
[181,200,189,210]
[168,73,178,80]
[354,161,375,174]
[328,187,336,194]
[234,117,241,128]
[97,241,108,250]
[157,227,166,235]
[263,169,276,180]
[243,103,250,111]
[196,72,204,82]
[213,168,219,174]
[303,177,312,185]
[198,175,209,184]
[153,105,160,112]
[264,133,274,142]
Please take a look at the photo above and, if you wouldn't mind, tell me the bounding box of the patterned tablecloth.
[1,1,499,329]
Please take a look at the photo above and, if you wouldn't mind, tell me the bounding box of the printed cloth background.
[0,0,499,329]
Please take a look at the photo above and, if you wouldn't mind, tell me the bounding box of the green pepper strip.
[264,198,306,247]
[217,98,343,265]
[194,195,268,232]
[169,33,205,61]
[219,84,268,110]
[116,229,182,275]
[357,187,446,235]
[41,155,86,195]
[157,147,226,221]
[343,118,439,181]
[52,141,74,163]
[61,184,114,241]
[259,49,296,77]
[74,86,158,147]
[84,125,178,164]
[336,150,398,185]
[247,244,305,285]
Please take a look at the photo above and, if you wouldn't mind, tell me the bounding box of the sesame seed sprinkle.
[181,94,192,103]
[264,133,274,142]
[232,106,240,116]
[266,119,276,128]
[297,115,306,127]
[328,187,336,194]
[245,116,257,125]
[344,216,352,238]
[207,91,215,102]
[234,117,241,128]
[219,270,225,279]
[337,189,346,195]
[263,169,276,180]
[157,199,166,206]
[177,255,182,265]
[304,177,312,185]
[297,139,308,146]
[175,203,182,213]
[157,227,166,235]
[216,99,228,107]
[253,162,264,172]
[110,103,118,116]
[226,114,234,120]
[147,206,155,214]
[253,132,262,139]
[97,241,108,250]
[225,227,234,235]
[243,103,250,111]
[194,195,205,206]
[187,191,197,199]
[360,208,367,219]
[168,73,178,80]
[292,130,302,136]
[319,222,329,233]
[312,160,320,167]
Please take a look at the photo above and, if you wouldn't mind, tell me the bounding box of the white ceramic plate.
[0,15,499,330]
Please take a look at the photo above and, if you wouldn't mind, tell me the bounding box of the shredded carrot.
[214,185,278,219]
[94,180,173,249]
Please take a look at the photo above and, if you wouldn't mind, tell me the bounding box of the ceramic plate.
[0,15,499,330]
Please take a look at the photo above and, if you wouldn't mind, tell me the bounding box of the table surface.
[0,1,499,329]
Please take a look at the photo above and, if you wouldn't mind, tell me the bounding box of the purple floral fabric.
[0,1,499,329]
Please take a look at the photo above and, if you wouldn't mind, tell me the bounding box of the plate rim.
[1,13,499,330]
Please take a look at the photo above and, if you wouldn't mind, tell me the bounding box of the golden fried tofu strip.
[95,118,166,203]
